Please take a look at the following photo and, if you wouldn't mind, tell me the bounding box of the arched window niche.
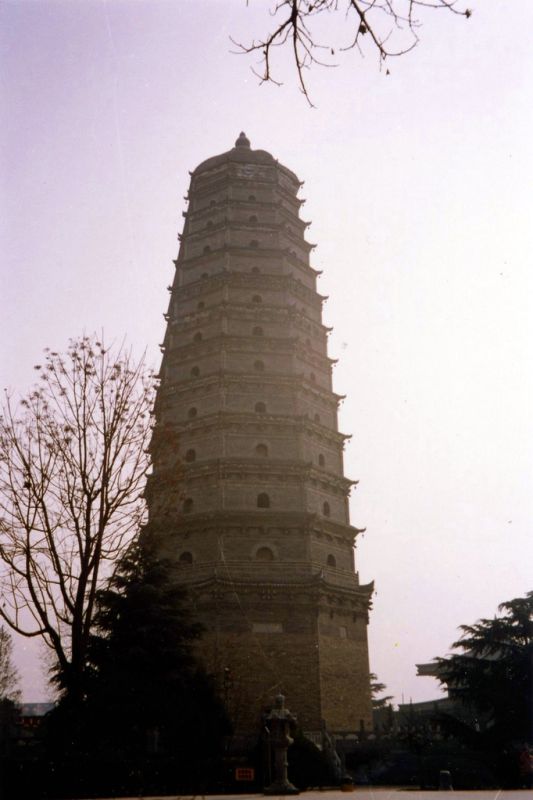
[322,501,331,517]
[183,498,194,514]
[254,402,266,413]
[179,551,193,565]
[326,554,336,568]
[257,493,270,509]
[255,443,268,458]
[254,546,275,562]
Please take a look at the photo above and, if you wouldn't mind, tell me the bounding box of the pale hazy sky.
[1,0,532,705]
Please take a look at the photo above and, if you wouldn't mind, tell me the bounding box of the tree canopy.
[0,626,20,702]
[370,672,393,710]
[46,534,230,797]
[0,335,154,701]
[436,592,533,747]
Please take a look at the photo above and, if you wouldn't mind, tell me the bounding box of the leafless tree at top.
[234,0,472,103]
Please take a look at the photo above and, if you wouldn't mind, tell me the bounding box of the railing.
[175,559,361,590]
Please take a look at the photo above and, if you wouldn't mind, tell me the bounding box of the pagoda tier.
[150,133,373,741]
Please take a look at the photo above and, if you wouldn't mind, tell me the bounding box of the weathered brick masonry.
[148,133,373,741]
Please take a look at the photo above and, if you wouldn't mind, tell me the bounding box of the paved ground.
[86,791,533,800]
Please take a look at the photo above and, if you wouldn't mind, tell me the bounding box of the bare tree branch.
[234,0,472,103]
[0,625,20,701]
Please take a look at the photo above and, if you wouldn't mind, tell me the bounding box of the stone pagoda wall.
[148,134,373,740]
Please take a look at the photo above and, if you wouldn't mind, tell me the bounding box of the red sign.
[235,767,255,781]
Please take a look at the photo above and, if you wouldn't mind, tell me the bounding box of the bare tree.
[0,335,154,700]
[0,626,20,701]
[234,0,472,103]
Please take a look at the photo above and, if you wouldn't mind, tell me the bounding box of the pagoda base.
[264,781,300,795]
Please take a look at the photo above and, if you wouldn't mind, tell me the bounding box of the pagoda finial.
[235,131,250,149]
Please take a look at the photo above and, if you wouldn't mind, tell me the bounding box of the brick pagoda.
[148,133,373,742]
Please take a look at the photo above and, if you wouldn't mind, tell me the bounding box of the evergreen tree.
[47,534,230,797]
[437,592,533,745]
[436,591,533,786]
[370,672,393,710]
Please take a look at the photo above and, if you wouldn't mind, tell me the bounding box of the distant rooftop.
[416,662,441,677]
[18,702,55,717]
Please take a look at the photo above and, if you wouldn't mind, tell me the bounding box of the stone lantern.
[264,694,299,795]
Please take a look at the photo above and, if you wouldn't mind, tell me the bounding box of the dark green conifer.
[437,592,533,746]
[47,534,230,796]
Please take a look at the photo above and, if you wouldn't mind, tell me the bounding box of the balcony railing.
[174,559,360,590]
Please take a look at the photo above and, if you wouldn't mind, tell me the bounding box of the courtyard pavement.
[83,790,533,800]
